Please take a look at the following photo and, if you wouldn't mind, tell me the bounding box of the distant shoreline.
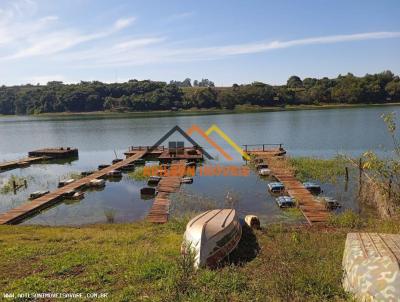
[1,102,399,119]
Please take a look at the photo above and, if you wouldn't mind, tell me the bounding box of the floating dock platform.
[125,146,203,162]
[28,147,78,159]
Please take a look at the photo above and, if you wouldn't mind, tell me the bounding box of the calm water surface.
[0,105,399,225]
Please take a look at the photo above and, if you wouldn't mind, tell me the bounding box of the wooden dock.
[1,147,78,173]
[147,161,186,224]
[0,150,147,225]
[246,145,330,225]
[0,156,48,172]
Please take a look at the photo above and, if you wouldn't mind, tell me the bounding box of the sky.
[0,0,400,86]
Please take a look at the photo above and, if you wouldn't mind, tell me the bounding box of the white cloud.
[114,17,136,30]
[113,37,165,50]
[57,31,400,69]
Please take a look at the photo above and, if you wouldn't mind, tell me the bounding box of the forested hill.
[1,71,400,115]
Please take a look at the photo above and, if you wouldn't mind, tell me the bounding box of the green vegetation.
[1,71,399,115]
[362,112,400,203]
[1,214,398,301]
[289,156,347,183]
[0,175,27,194]
[128,167,147,181]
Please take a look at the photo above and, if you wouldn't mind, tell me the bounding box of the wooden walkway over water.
[0,156,48,172]
[147,161,186,223]
[247,146,330,225]
[0,150,147,225]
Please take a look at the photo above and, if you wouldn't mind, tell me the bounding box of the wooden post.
[263,144,265,151]
[24,179,27,188]
[345,167,349,182]
[12,180,16,194]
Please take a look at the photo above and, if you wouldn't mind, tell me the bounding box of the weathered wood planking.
[247,148,330,225]
[0,150,147,225]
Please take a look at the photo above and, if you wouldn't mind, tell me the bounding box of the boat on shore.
[182,209,242,268]
[258,168,271,176]
[29,190,49,200]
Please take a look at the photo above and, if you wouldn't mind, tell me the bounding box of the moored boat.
[303,182,322,194]
[316,196,341,210]
[29,190,50,200]
[148,176,162,185]
[268,182,285,193]
[256,163,269,170]
[89,179,106,188]
[106,170,122,178]
[58,178,75,188]
[112,158,123,164]
[182,209,242,268]
[98,164,110,170]
[276,196,295,208]
[181,177,194,184]
[140,187,156,196]
[258,168,271,176]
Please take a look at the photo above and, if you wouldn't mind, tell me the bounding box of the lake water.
[0,105,399,225]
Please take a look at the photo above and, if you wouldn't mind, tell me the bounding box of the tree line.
[0,71,399,115]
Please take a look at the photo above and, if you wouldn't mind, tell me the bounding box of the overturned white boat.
[182,209,242,268]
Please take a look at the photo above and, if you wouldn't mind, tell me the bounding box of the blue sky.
[0,0,399,86]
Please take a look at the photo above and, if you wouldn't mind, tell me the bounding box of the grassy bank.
[1,214,399,302]
[1,102,399,120]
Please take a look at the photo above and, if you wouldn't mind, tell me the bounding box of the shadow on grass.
[221,223,260,267]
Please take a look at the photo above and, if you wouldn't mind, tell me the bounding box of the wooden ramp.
[147,161,186,224]
[0,156,48,172]
[0,150,147,225]
[246,148,330,225]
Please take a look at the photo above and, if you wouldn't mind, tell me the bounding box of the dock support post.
[345,167,349,182]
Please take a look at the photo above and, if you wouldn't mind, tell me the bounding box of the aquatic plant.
[0,175,27,194]
[128,167,147,181]
[289,156,347,183]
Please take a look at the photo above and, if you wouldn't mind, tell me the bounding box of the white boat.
[182,209,242,268]
[258,168,271,176]
[181,177,194,184]
[89,179,105,187]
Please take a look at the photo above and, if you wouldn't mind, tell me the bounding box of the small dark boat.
[317,196,341,210]
[181,177,194,184]
[62,189,76,198]
[58,178,75,188]
[119,163,135,171]
[148,176,162,186]
[303,182,322,194]
[98,164,110,170]
[140,187,156,196]
[268,182,285,194]
[185,162,197,167]
[71,191,85,200]
[29,190,50,200]
[256,163,269,170]
[106,170,122,178]
[133,159,146,165]
[253,158,264,164]
[112,158,123,164]
[81,171,94,177]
